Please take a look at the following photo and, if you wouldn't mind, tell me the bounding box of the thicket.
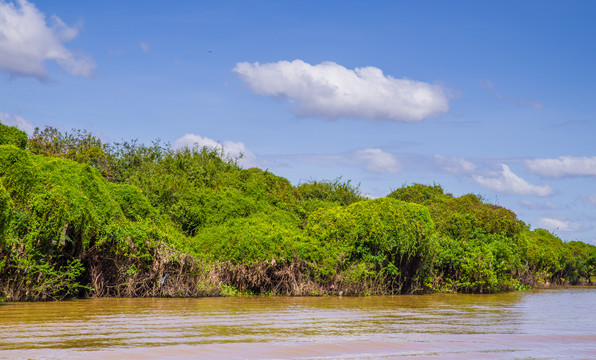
[0,123,27,149]
[389,184,596,292]
[0,124,594,301]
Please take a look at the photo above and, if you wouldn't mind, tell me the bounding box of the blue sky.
[1,0,595,244]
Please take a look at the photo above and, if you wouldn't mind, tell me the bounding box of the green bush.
[0,123,27,149]
[522,229,596,284]
[433,232,523,293]
[390,184,526,292]
[2,125,596,299]
[28,126,114,179]
[0,145,179,300]
[522,229,567,276]
[388,183,446,205]
[229,168,299,208]
[192,210,310,265]
[1,148,124,254]
[0,145,38,204]
[306,198,436,293]
[297,178,365,207]
[110,183,156,222]
[0,183,13,245]
[389,184,522,239]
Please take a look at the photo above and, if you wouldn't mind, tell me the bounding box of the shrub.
[0,183,13,245]
[522,229,596,285]
[192,210,308,265]
[306,198,436,293]
[0,123,27,149]
[28,126,114,179]
[389,184,522,239]
[388,183,446,205]
[297,178,365,207]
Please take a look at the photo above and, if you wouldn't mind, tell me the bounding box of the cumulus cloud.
[233,59,449,122]
[172,133,257,169]
[433,155,476,174]
[354,148,400,174]
[472,164,553,196]
[0,0,95,80]
[480,80,544,110]
[537,217,582,232]
[525,156,596,178]
[0,111,35,134]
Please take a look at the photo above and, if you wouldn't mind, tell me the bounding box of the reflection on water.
[0,289,595,359]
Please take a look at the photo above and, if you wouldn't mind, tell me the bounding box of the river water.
[1,288,595,359]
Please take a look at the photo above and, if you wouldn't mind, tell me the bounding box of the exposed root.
[81,243,385,298]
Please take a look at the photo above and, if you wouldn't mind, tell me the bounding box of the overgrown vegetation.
[0,124,594,301]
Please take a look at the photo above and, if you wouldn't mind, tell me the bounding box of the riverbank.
[1,123,595,301]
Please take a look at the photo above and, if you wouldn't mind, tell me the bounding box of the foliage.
[1,147,123,254]
[1,124,595,300]
[297,178,365,206]
[306,198,436,293]
[122,146,300,237]
[0,182,13,244]
[389,183,521,239]
[0,123,27,149]
[522,228,596,285]
[28,126,114,179]
[390,184,596,292]
[388,183,446,206]
[107,139,168,183]
[432,231,523,293]
[0,137,172,300]
[192,210,309,265]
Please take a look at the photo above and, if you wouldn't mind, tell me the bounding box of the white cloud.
[0,112,34,134]
[537,217,582,232]
[140,42,150,53]
[172,133,257,169]
[433,155,476,174]
[233,59,449,122]
[525,156,596,178]
[0,0,95,79]
[354,148,400,174]
[472,164,553,196]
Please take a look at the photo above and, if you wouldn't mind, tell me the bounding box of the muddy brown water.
[1,288,595,359]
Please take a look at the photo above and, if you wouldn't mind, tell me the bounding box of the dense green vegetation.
[0,123,595,301]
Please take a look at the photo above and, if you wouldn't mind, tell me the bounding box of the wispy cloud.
[519,200,555,210]
[472,164,553,196]
[263,148,401,175]
[0,112,35,134]
[480,80,544,110]
[140,42,150,53]
[233,59,449,122]
[433,155,476,175]
[525,156,596,178]
[354,148,400,174]
[584,194,596,206]
[0,0,95,80]
[108,49,125,57]
[172,133,258,169]
[537,217,582,232]
[553,120,589,127]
